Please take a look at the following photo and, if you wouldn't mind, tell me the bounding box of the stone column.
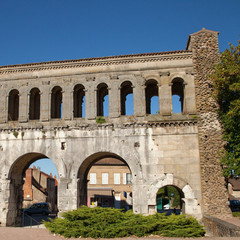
[109,83,120,118]
[40,88,50,121]
[0,179,11,226]
[184,72,197,114]
[62,87,73,120]
[0,89,7,123]
[58,177,77,212]
[133,76,146,117]
[132,181,149,215]
[159,72,171,115]
[85,84,96,120]
[19,90,28,122]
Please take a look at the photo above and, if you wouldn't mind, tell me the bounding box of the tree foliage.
[157,186,181,208]
[211,40,240,177]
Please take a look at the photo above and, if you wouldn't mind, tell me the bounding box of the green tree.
[157,186,181,208]
[211,40,240,177]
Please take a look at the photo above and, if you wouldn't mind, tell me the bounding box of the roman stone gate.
[0,29,231,226]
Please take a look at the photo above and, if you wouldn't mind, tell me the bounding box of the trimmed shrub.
[44,206,205,238]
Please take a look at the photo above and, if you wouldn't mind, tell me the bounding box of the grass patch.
[232,212,240,218]
[44,206,205,238]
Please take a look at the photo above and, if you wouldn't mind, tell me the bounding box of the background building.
[23,166,58,212]
[87,158,132,209]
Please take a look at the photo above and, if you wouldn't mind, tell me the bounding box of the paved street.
[21,213,57,227]
[1,227,240,240]
[1,214,238,240]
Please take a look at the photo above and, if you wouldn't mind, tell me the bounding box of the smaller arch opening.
[8,89,19,121]
[121,81,133,115]
[172,78,184,113]
[145,80,159,114]
[51,86,62,119]
[156,185,184,215]
[29,88,40,120]
[97,83,109,117]
[73,84,85,118]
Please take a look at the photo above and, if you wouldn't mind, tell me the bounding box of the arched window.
[8,89,19,121]
[51,86,62,119]
[73,84,85,118]
[29,88,40,120]
[172,78,184,113]
[145,80,159,114]
[97,83,108,116]
[121,81,133,115]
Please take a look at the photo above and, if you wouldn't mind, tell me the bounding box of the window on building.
[8,89,19,121]
[29,88,40,120]
[123,173,127,184]
[172,78,184,113]
[123,173,132,184]
[145,80,159,114]
[51,86,62,119]
[97,83,109,116]
[126,173,132,184]
[114,173,121,184]
[90,173,97,184]
[102,173,108,184]
[73,84,85,118]
[120,81,133,115]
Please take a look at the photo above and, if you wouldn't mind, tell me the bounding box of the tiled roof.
[229,178,240,191]
[0,50,190,68]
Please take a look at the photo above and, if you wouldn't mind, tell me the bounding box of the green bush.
[44,206,205,238]
[96,116,106,124]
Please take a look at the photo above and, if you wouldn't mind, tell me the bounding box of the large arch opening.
[8,89,19,121]
[145,80,159,114]
[7,153,58,226]
[156,185,183,215]
[77,152,132,210]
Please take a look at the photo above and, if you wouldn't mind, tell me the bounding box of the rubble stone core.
[187,29,232,217]
[0,28,231,226]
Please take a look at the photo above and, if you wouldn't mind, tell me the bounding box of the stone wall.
[203,216,240,237]
[187,28,232,217]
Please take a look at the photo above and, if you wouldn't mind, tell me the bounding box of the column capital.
[159,71,170,77]
[110,74,118,80]
[185,69,194,75]
[86,76,95,82]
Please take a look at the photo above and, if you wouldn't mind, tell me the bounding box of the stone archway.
[6,152,58,226]
[77,152,133,209]
[147,174,202,220]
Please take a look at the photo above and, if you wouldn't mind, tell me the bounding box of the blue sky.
[1,0,240,177]
[1,0,239,66]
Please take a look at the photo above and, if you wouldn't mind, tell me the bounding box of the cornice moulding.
[0,51,192,75]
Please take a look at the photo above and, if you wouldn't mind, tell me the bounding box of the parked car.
[163,204,170,209]
[229,200,240,211]
[23,202,50,215]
